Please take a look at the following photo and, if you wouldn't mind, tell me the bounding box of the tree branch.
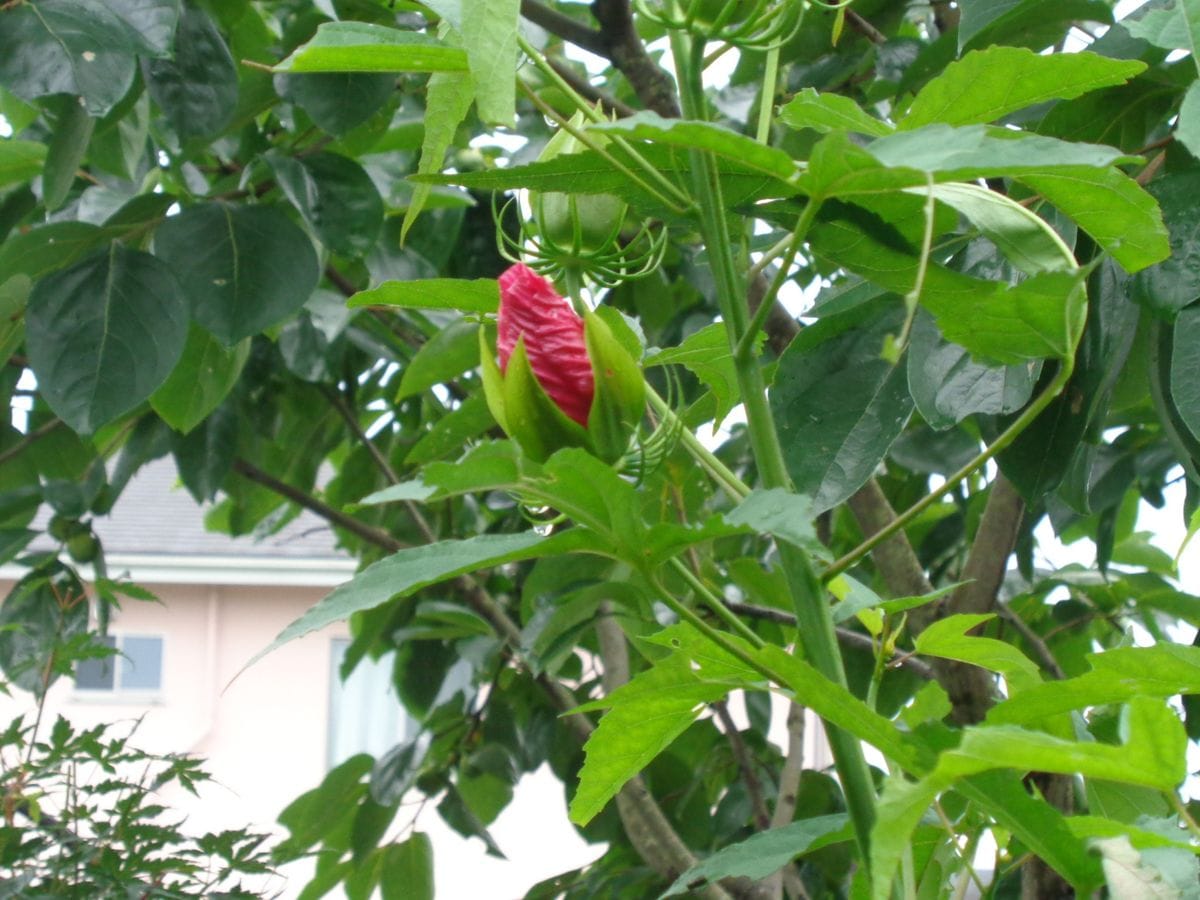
[590,0,682,117]
[714,700,771,831]
[0,417,64,469]
[521,0,608,56]
[546,56,638,117]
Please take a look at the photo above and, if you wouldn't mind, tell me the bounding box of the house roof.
[16,458,358,587]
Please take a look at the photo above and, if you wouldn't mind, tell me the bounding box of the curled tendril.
[618,365,684,484]
[632,0,804,50]
[493,194,668,291]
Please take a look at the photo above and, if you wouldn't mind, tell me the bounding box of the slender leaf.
[350,278,498,313]
[274,22,469,74]
[779,89,892,136]
[401,68,474,242]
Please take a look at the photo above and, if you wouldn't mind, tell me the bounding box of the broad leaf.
[380,834,434,900]
[459,0,518,127]
[779,89,892,136]
[724,489,818,552]
[0,0,139,116]
[27,244,188,434]
[268,151,384,257]
[151,325,250,434]
[274,22,469,73]
[913,614,1041,693]
[958,0,1113,52]
[275,71,395,136]
[771,300,914,514]
[106,0,181,57]
[1125,0,1200,54]
[42,98,95,211]
[901,47,1145,130]
[0,139,46,190]
[153,203,320,345]
[171,402,237,502]
[144,6,238,141]
[646,322,756,426]
[349,278,499,313]
[396,318,479,400]
[1171,303,1200,442]
[1134,171,1200,317]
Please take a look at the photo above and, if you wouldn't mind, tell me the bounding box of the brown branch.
[547,57,638,118]
[521,0,608,56]
[591,0,682,118]
[713,701,771,831]
[0,418,64,469]
[231,458,406,553]
[845,9,886,45]
[321,386,400,484]
[998,603,1066,680]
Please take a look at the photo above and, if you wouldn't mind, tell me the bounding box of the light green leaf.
[250,532,568,666]
[1126,0,1200,57]
[569,651,735,826]
[274,22,469,74]
[591,112,798,180]
[778,89,892,136]
[401,68,474,243]
[914,614,1041,694]
[406,395,495,465]
[396,319,479,401]
[0,276,28,367]
[724,489,817,552]
[911,182,1075,275]
[460,0,518,127]
[26,244,189,434]
[151,325,250,434]
[901,47,1145,130]
[1017,166,1170,273]
[0,139,46,189]
[380,834,434,900]
[1176,81,1200,161]
[646,322,757,426]
[1096,835,1188,899]
[661,815,852,897]
[349,278,498,313]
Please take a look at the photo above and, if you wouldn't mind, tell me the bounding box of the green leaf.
[0,139,47,189]
[1017,167,1170,274]
[914,181,1075,275]
[661,815,852,897]
[407,395,495,465]
[150,325,250,434]
[646,322,757,426]
[591,112,798,180]
[1169,304,1200,443]
[42,98,95,211]
[380,834,433,900]
[396,318,479,401]
[957,0,1112,53]
[153,202,320,345]
[724,488,818,552]
[583,308,645,464]
[274,22,469,74]
[771,300,914,514]
[569,651,734,825]
[988,644,1200,725]
[249,532,570,667]
[401,68,474,243]
[500,338,595,463]
[171,402,237,502]
[1135,171,1200,317]
[144,6,237,141]
[868,125,1137,176]
[0,0,139,116]
[457,0,518,127]
[275,71,396,137]
[1125,0,1200,54]
[26,243,189,434]
[0,563,88,697]
[349,278,498,314]
[907,311,1039,430]
[913,614,1042,693]
[778,89,892,136]
[268,151,384,257]
[105,0,180,57]
[809,210,1086,364]
[901,47,1145,130]
[0,276,29,368]
[1177,81,1200,163]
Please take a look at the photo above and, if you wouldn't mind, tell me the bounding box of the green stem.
[668,558,764,647]
[669,27,878,862]
[822,357,1076,581]
[646,387,751,500]
[755,43,781,145]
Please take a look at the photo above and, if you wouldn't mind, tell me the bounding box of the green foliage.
[2,0,1200,897]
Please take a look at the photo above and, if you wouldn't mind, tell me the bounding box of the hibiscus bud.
[480,264,644,463]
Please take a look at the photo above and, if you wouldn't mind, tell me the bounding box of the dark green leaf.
[405,395,495,465]
[1133,171,1200,317]
[153,203,320,345]
[771,300,914,514]
[171,402,237,502]
[269,151,384,257]
[42,98,95,211]
[276,71,396,136]
[0,0,139,116]
[27,244,189,434]
[274,22,469,74]
[105,0,180,57]
[901,47,1144,130]
[0,563,88,697]
[958,0,1112,52]
[349,278,498,314]
[144,6,237,141]
[1170,303,1200,442]
[151,325,250,434]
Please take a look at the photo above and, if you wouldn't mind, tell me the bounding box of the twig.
[591,0,682,118]
[997,604,1066,680]
[0,418,65,469]
[845,9,886,44]
[546,57,637,118]
[713,701,772,830]
[521,0,608,56]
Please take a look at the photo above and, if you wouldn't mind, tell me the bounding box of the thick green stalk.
[669,31,878,861]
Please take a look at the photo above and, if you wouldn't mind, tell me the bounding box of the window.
[75,635,163,693]
[327,638,411,767]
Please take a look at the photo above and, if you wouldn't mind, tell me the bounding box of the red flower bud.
[497,263,594,427]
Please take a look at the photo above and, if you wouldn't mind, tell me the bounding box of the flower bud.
[480,264,644,463]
